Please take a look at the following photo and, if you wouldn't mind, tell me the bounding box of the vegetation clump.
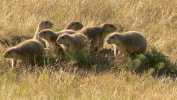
[117,48,177,76]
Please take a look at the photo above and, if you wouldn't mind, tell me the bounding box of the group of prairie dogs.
[3,20,148,68]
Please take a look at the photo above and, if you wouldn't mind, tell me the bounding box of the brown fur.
[3,39,45,67]
[64,21,83,31]
[39,21,82,48]
[33,20,53,47]
[38,29,76,57]
[107,31,148,56]
[56,33,90,55]
[38,29,76,48]
[80,23,117,52]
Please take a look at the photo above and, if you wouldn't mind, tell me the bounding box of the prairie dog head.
[3,48,18,59]
[100,23,117,33]
[107,33,122,44]
[56,34,72,45]
[65,21,83,31]
[38,20,53,29]
[38,29,54,41]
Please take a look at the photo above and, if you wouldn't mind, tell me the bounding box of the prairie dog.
[33,20,53,47]
[80,23,117,52]
[38,21,83,48]
[38,29,76,56]
[56,33,90,56]
[64,21,83,31]
[3,39,44,67]
[107,31,147,56]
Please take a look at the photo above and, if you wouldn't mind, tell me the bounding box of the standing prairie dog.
[38,21,83,52]
[3,39,45,68]
[39,21,83,48]
[33,20,53,47]
[107,31,148,56]
[38,29,76,51]
[80,23,117,52]
[56,33,91,67]
[63,21,83,31]
[56,33,90,56]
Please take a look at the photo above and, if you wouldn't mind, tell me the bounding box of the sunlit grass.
[0,0,177,99]
[0,69,176,100]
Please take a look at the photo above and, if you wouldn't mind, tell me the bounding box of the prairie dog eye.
[111,36,114,39]
[62,37,65,39]
[110,25,114,27]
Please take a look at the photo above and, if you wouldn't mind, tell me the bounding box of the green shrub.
[118,48,177,76]
[65,48,91,68]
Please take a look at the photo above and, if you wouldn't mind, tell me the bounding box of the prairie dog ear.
[110,24,114,27]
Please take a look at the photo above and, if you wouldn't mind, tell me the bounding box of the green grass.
[65,47,91,68]
[0,0,177,99]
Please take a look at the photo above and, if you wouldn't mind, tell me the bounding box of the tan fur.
[107,31,148,56]
[38,29,76,55]
[38,21,82,49]
[56,33,90,55]
[33,20,53,47]
[80,23,117,52]
[3,39,44,67]
[64,21,83,31]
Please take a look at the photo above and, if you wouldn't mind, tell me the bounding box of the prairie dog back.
[80,23,117,52]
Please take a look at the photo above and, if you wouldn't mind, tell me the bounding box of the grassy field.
[0,0,177,99]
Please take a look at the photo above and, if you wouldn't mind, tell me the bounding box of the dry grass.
[0,0,177,99]
[0,69,177,100]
